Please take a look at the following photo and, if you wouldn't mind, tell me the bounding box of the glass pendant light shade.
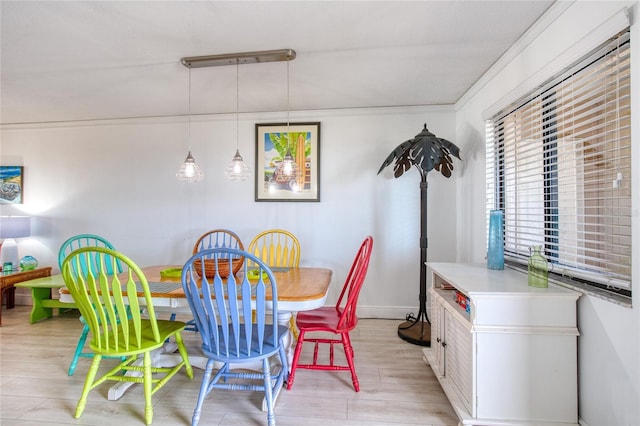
[176,66,204,183]
[281,146,297,177]
[176,150,204,182]
[225,149,250,181]
[280,59,297,180]
[226,62,251,181]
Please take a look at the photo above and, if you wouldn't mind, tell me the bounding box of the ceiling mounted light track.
[181,49,296,68]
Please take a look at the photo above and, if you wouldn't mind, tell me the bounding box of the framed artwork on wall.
[0,166,24,204]
[255,122,320,202]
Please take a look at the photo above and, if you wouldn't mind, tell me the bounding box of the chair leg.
[192,359,215,426]
[286,330,305,390]
[68,323,90,376]
[278,340,289,383]
[342,332,360,392]
[262,358,276,426]
[75,353,102,419]
[174,331,194,379]
[289,315,299,340]
[143,351,153,425]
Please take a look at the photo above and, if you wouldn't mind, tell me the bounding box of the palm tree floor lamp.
[378,124,461,346]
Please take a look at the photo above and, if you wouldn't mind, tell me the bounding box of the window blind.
[486,28,631,294]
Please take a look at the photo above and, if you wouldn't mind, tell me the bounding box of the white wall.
[0,105,458,319]
[455,2,640,425]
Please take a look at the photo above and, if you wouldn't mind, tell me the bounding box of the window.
[486,28,631,298]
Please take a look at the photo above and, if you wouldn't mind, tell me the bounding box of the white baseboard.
[347,305,422,320]
[11,294,422,322]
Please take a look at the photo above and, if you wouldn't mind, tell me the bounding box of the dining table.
[58,264,333,406]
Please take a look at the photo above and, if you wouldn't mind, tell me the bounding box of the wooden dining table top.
[141,265,332,302]
[58,265,333,312]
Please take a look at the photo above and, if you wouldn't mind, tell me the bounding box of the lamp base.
[397,318,431,347]
[0,238,18,270]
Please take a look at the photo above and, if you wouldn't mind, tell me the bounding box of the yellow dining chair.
[248,229,300,337]
[62,247,193,425]
[248,229,300,269]
[58,234,124,376]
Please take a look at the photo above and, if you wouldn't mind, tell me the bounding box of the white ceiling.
[0,1,554,125]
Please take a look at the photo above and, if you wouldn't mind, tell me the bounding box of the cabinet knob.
[441,341,447,348]
[436,337,441,343]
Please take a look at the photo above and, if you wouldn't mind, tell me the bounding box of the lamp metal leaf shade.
[378,124,461,179]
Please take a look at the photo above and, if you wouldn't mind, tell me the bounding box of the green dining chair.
[62,246,193,425]
[58,234,125,376]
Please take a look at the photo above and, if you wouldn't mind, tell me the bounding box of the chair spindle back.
[182,248,281,360]
[62,247,161,352]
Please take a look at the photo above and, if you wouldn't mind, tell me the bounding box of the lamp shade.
[0,216,30,270]
[0,216,30,239]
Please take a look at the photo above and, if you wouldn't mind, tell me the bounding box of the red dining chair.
[286,235,373,392]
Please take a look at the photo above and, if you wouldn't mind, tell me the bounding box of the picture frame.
[0,166,24,204]
[255,122,320,202]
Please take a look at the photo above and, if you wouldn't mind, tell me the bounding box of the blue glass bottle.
[487,210,504,270]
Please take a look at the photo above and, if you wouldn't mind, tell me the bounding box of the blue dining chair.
[181,248,288,426]
[170,229,244,331]
[58,234,125,376]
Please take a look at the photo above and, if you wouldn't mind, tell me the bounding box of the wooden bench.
[14,274,77,323]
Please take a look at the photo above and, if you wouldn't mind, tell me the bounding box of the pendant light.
[179,49,295,183]
[225,62,250,181]
[176,65,204,182]
[280,59,296,178]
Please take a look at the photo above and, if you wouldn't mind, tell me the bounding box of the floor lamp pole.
[397,176,431,346]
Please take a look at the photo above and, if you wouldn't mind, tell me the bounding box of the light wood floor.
[0,306,458,426]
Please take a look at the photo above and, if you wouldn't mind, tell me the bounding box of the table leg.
[277,311,294,369]
[5,286,16,309]
[29,287,54,323]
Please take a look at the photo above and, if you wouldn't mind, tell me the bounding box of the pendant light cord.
[286,59,290,150]
[236,61,240,150]
[287,59,290,128]
[188,66,192,151]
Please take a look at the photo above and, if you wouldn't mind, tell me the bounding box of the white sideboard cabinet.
[423,263,580,426]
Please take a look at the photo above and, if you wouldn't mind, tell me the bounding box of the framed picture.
[255,122,320,202]
[0,166,24,204]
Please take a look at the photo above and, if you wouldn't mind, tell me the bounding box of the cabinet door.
[431,295,445,376]
[444,310,473,414]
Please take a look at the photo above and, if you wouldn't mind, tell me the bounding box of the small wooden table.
[0,266,52,325]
